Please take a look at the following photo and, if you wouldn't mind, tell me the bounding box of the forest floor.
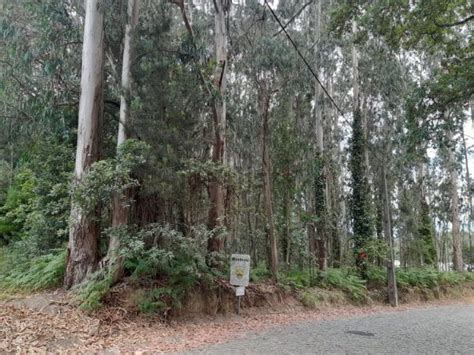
[1,289,473,353]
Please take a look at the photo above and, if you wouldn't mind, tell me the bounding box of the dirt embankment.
[1,282,473,353]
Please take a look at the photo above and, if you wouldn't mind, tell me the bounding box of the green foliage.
[180,159,237,193]
[394,268,468,290]
[417,200,437,266]
[365,266,473,292]
[350,108,374,276]
[364,239,389,263]
[0,248,66,292]
[136,287,180,314]
[0,160,13,205]
[0,140,73,252]
[318,268,368,303]
[366,266,387,287]
[0,168,36,243]
[300,290,321,309]
[250,261,271,282]
[280,268,314,289]
[120,223,218,314]
[76,271,114,312]
[279,267,368,303]
[73,139,150,215]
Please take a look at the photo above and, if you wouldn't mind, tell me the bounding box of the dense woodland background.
[0,0,473,310]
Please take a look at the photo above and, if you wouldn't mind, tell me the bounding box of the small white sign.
[235,286,245,297]
[230,254,250,287]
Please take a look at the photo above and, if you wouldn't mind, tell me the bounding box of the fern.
[0,248,66,292]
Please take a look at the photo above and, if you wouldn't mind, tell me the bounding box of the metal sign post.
[235,286,245,315]
[230,254,250,315]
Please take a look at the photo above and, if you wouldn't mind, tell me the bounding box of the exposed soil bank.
[1,283,473,352]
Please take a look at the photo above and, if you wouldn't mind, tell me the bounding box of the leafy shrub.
[121,223,218,314]
[72,139,150,215]
[0,248,66,292]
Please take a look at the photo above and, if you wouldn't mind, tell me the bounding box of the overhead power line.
[264,0,344,116]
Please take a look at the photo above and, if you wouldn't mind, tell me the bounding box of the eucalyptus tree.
[65,0,105,288]
[207,0,231,254]
[108,0,141,281]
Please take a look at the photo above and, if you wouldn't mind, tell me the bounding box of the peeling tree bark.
[65,0,104,289]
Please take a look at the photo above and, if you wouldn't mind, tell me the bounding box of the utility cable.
[264,0,344,116]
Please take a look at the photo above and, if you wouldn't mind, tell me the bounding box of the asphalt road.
[195,305,474,354]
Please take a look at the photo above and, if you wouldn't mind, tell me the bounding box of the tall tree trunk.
[258,81,278,281]
[351,20,359,110]
[462,116,472,265]
[65,0,104,288]
[383,164,398,307]
[207,0,229,253]
[107,0,140,281]
[446,113,463,271]
[312,0,327,271]
[284,186,292,266]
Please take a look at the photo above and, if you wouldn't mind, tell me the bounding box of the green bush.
[121,223,217,314]
[0,248,66,292]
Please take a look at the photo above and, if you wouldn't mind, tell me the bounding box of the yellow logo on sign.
[234,267,245,279]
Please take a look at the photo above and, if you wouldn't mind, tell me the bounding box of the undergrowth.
[75,270,114,312]
[0,247,66,295]
[281,266,474,306]
[280,267,368,303]
[396,268,473,289]
[76,224,220,313]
